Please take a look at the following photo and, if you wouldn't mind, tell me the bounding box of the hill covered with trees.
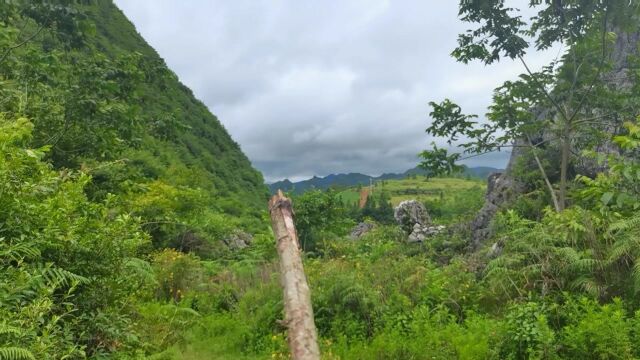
[0,1,268,358]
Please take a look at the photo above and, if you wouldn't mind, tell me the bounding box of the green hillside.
[1,1,267,249]
[88,1,267,210]
[0,2,269,358]
[338,176,485,206]
[335,176,485,226]
[97,2,265,197]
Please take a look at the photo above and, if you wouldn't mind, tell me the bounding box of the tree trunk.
[527,137,561,212]
[532,147,561,212]
[559,133,570,211]
[268,190,320,360]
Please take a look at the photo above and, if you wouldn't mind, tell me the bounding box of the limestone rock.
[407,224,446,243]
[469,27,640,249]
[394,200,432,233]
[470,172,521,248]
[222,230,253,250]
[487,240,504,258]
[350,222,375,239]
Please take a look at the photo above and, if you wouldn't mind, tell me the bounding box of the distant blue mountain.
[268,166,503,194]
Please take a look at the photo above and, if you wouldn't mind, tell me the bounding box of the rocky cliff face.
[470,26,640,248]
[470,152,524,248]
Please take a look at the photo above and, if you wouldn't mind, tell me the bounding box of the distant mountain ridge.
[269,166,502,194]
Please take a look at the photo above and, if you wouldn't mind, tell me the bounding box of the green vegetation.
[0,1,267,358]
[268,166,499,194]
[2,0,640,359]
[421,0,640,213]
[155,120,640,360]
[343,177,483,205]
[338,176,485,224]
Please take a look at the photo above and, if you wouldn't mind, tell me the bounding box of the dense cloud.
[115,0,559,182]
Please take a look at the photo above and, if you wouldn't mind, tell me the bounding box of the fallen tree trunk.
[268,190,320,360]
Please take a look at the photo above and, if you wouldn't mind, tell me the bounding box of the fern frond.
[486,253,525,271]
[0,347,35,360]
[0,242,40,262]
[42,267,90,288]
[483,265,515,280]
[570,258,600,273]
[522,263,543,277]
[608,214,640,235]
[571,277,602,298]
[123,258,157,285]
[607,235,636,264]
[553,247,581,264]
[632,260,640,293]
[0,324,22,336]
[175,307,201,317]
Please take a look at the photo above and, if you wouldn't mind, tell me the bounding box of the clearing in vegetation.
[339,176,485,206]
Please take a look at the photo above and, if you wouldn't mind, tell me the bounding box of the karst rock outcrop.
[469,26,640,249]
[350,222,375,239]
[222,230,253,250]
[394,200,444,243]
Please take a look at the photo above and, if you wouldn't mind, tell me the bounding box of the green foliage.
[560,298,633,359]
[359,190,395,224]
[135,302,200,353]
[151,249,203,302]
[0,348,35,360]
[483,119,640,304]
[126,180,238,256]
[329,306,500,360]
[293,189,354,252]
[0,0,268,256]
[423,184,485,223]
[0,118,149,358]
[578,120,640,216]
[453,1,626,65]
[424,0,640,211]
[339,176,485,220]
[499,302,556,359]
[426,99,478,143]
[0,12,270,358]
[418,142,463,178]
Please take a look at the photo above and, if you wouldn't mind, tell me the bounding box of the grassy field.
[337,176,486,223]
[338,176,485,206]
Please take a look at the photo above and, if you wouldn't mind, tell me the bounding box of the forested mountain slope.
[1,0,267,251]
[85,1,267,209]
[0,2,268,357]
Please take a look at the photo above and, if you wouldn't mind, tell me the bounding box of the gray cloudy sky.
[114,0,559,182]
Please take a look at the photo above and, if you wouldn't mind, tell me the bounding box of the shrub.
[293,189,354,252]
[499,302,557,360]
[0,117,150,358]
[152,249,203,302]
[559,298,633,359]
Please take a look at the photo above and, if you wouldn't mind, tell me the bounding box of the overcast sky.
[114,1,559,182]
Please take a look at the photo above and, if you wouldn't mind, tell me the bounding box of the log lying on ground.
[268,190,320,360]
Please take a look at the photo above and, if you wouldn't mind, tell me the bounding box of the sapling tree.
[420,0,640,211]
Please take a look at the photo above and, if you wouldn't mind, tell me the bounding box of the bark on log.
[268,190,320,360]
